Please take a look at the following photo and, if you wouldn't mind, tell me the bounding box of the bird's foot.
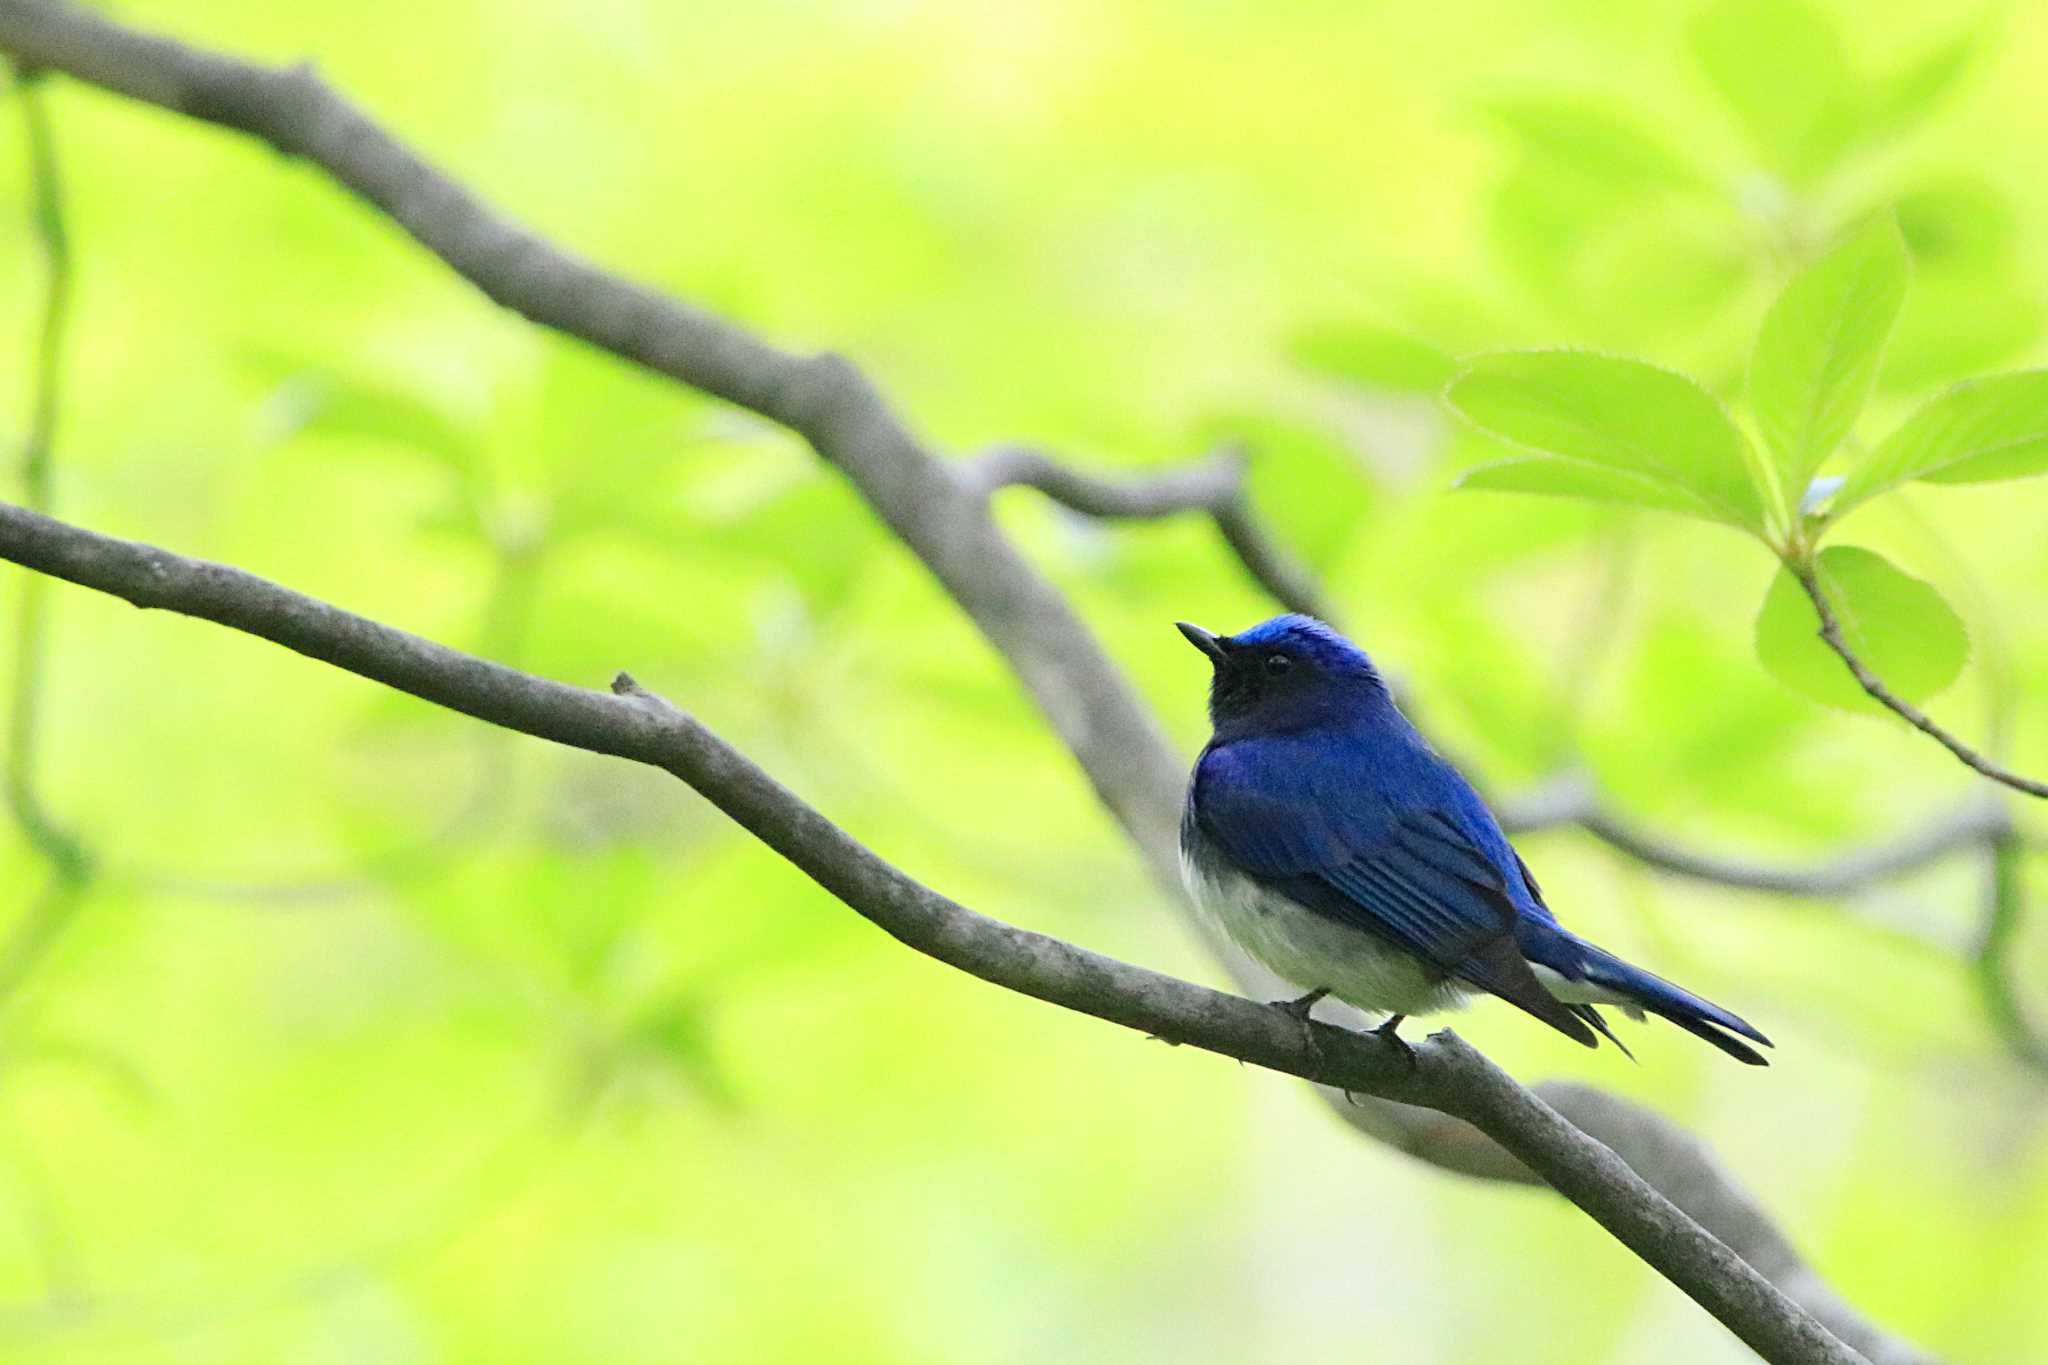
[1270,987,1331,1062]
[1270,987,1331,1023]
[1373,1014,1416,1069]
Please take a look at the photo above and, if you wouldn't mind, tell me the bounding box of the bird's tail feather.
[1567,1003,1635,1062]
[1573,944,1772,1066]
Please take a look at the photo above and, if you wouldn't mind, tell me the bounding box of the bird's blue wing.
[1192,740,1596,1044]
[1191,747,1508,967]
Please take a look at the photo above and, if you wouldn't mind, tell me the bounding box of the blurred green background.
[3,0,2045,1360]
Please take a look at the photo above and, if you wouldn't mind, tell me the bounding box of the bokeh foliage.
[1,1,2045,1362]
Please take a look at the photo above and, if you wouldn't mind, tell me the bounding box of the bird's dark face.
[1177,614,1389,739]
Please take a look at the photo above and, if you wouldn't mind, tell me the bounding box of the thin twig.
[1579,802,2012,897]
[975,442,1335,619]
[1794,561,2047,799]
[0,65,90,1019]
[0,498,1868,1365]
[1499,774,2014,897]
[1211,493,1334,621]
[3,63,87,883]
[973,443,1242,516]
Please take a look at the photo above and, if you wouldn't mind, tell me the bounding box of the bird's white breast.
[1179,844,1473,1019]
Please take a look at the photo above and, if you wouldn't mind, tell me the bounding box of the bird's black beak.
[1175,621,1230,665]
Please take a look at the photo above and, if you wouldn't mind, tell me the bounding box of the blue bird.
[1177,615,1770,1064]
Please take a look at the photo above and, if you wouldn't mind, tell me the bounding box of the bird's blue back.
[1194,711,1560,940]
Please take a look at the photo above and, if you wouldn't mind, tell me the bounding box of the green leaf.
[1456,457,1717,518]
[1835,371,2048,515]
[1754,546,1967,711]
[1690,0,1861,185]
[1480,96,1703,193]
[1747,219,1909,497]
[1445,351,1770,532]
[1287,322,1454,393]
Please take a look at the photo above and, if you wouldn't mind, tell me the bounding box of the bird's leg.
[1373,1013,1416,1068]
[1271,986,1330,1021]
[1269,987,1331,1063]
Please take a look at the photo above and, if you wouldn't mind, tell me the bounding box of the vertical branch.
[1980,835,2047,1073]
[5,66,82,875]
[1,68,88,1012]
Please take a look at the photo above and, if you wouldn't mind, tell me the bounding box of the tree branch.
[972,444,1244,518]
[0,65,91,1024]
[1499,774,2014,897]
[3,61,87,885]
[1979,834,2048,1072]
[0,495,1866,1365]
[1793,561,2047,799]
[0,5,1934,1359]
[973,443,1333,619]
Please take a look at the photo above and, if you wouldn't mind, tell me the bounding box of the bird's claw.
[1373,1013,1417,1070]
[1270,986,1331,1023]
[1270,987,1331,1062]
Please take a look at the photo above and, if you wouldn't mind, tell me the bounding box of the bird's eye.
[1263,653,1292,677]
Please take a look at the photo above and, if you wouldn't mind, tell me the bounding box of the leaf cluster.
[1296,1,2038,715]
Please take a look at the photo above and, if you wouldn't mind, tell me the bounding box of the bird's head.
[1176,614,1390,738]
